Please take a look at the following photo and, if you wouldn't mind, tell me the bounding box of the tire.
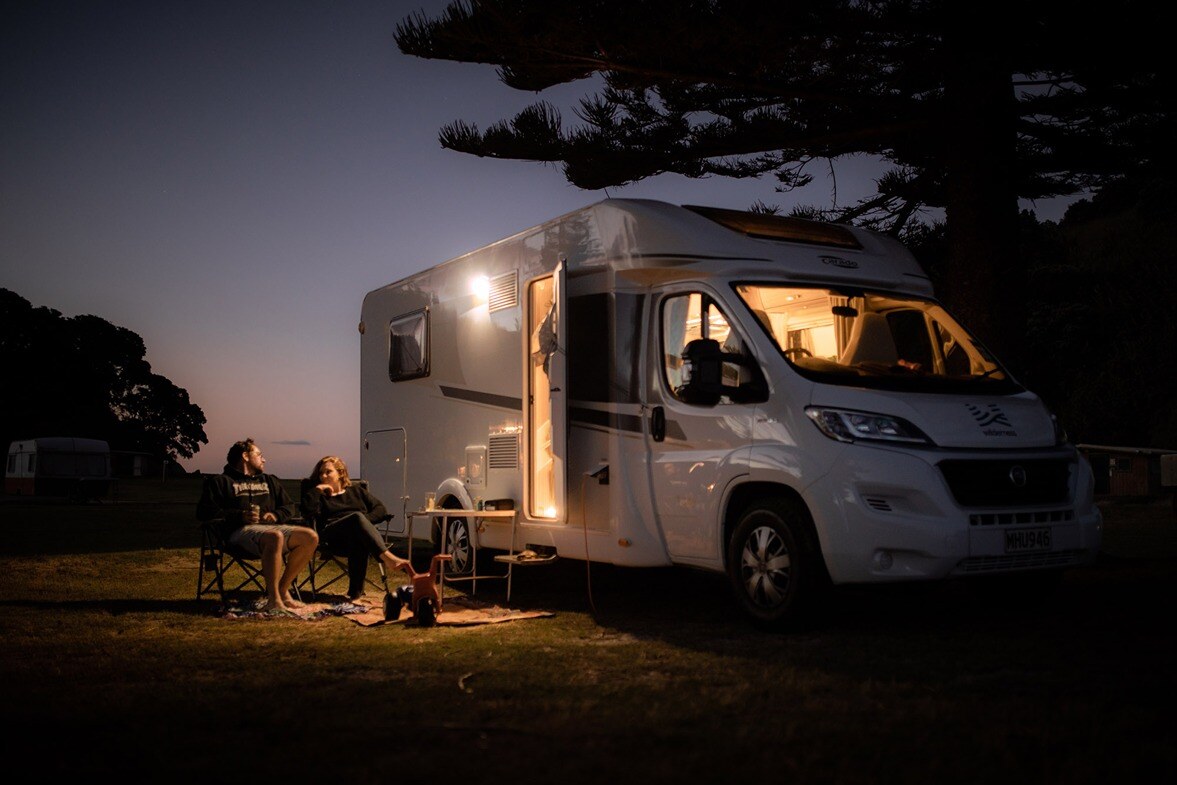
[416,597,436,627]
[383,591,403,622]
[727,498,824,629]
[445,517,475,575]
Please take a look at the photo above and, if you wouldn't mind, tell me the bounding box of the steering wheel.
[782,347,813,359]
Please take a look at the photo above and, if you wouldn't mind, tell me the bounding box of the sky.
[1,1,1076,479]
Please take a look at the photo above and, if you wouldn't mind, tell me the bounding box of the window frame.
[387,307,430,383]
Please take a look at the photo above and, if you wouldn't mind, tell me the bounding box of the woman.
[302,455,411,600]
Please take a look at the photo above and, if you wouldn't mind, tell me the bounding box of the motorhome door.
[361,427,408,536]
[526,264,567,521]
[644,287,761,560]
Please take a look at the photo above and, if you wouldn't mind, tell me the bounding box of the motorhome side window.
[387,308,429,382]
[661,292,764,404]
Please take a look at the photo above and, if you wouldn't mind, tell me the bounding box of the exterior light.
[472,275,490,301]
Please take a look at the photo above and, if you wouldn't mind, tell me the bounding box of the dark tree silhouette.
[395,0,1173,371]
[0,288,207,465]
[1020,175,1177,448]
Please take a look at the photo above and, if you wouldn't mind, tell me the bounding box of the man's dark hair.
[226,438,256,467]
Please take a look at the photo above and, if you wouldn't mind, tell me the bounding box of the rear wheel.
[446,517,475,575]
[727,498,824,629]
[383,591,402,622]
[416,597,437,627]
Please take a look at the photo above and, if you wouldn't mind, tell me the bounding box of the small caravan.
[5,437,112,499]
[359,199,1101,625]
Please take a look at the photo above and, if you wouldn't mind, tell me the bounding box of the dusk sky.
[2,1,1074,479]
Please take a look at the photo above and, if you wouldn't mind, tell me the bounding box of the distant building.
[1078,444,1177,497]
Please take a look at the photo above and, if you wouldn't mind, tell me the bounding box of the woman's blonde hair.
[310,455,351,488]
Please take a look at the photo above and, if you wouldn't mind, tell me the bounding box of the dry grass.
[1,480,1174,784]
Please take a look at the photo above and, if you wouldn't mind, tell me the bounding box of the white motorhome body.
[360,199,1101,624]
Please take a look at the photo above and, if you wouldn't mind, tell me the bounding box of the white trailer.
[5,437,112,499]
[359,199,1101,626]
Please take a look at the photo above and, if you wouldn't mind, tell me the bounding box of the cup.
[246,503,260,525]
[425,492,435,511]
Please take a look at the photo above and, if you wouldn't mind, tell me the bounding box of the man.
[197,438,318,613]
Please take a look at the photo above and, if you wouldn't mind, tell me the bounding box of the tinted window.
[388,309,429,382]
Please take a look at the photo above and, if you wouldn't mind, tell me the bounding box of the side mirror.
[677,339,724,406]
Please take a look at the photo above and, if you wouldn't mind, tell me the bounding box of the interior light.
[543,505,558,518]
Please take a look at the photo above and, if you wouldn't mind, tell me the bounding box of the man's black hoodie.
[196,463,297,537]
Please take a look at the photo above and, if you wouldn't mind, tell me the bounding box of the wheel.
[383,591,403,622]
[416,596,436,627]
[727,498,825,629]
[445,517,475,575]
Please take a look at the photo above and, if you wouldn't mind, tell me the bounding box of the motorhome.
[359,199,1101,626]
[5,437,112,499]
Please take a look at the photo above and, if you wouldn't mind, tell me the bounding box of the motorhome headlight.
[805,406,932,445]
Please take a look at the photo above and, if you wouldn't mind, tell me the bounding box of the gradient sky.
[1,1,1074,479]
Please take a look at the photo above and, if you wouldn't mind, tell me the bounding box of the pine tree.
[396,0,1173,370]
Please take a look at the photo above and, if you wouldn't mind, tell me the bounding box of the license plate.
[1005,527,1052,553]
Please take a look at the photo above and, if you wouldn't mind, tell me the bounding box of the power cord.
[580,473,598,619]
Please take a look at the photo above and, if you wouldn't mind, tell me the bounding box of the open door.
[526,263,567,521]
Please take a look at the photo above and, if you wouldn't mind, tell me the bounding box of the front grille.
[970,509,1074,527]
[957,550,1086,573]
[938,458,1071,507]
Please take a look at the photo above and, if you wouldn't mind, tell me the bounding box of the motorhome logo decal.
[967,403,1017,437]
[820,255,859,269]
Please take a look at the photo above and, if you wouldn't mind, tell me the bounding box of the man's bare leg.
[278,527,318,609]
[259,529,288,612]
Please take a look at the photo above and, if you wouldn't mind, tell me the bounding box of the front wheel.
[727,498,825,629]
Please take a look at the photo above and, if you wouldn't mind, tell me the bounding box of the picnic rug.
[217,593,554,627]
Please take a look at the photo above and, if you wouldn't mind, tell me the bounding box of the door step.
[495,545,558,566]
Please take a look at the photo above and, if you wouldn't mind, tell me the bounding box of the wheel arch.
[723,481,826,570]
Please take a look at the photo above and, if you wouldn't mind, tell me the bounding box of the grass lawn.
[1,478,1174,784]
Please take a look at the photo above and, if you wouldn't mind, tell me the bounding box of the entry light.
[472,275,490,301]
[805,406,932,445]
[543,505,558,518]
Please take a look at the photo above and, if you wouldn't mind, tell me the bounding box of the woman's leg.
[327,512,385,599]
[327,513,412,597]
[346,544,370,599]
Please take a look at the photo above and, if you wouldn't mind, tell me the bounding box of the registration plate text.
[1005,527,1052,553]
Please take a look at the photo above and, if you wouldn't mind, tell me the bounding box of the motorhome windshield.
[734,284,1020,393]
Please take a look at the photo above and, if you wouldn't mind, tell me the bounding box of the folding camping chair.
[296,478,395,601]
[196,517,267,603]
